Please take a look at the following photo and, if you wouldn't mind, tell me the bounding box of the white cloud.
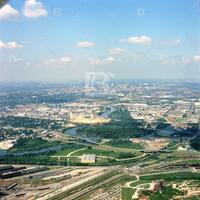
[23,0,47,18]
[88,57,115,65]
[0,40,23,49]
[109,48,125,55]
[0,4,19,20]
[120,35,152,44]
[45,56,72,65]
[193,55,200,62]
[77,41,95,47]
[106,57,115,63]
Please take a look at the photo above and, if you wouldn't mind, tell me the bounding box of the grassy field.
[159,150,200,162]
[1,135,145,165]
[122,188,136,200]
[72,147,136,159]
[96,144,142,155]
[173,150,200,158]
[140,172,200,182]
[53,147,84,156]
[8,137,61,152]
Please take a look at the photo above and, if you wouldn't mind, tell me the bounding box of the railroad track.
[48,171,125,200]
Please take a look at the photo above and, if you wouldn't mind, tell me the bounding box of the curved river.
[0,108,114,157]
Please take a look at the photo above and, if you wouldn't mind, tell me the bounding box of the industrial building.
[81,154,96,163]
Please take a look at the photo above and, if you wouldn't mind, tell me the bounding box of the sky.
[0,0,200,82]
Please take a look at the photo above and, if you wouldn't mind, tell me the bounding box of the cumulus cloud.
[109,48,125,55]
[0,40,23,49]
[0,4,19,20]
[106,57,115,63]
[77,41,95,47]
[88,57,115,65]
[44,56,72,65]
[120,35,152,44]
[23,0,47,18]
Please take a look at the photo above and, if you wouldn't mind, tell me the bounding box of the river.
[0,108,114,156]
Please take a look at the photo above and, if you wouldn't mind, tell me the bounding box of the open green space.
[72,146,136,159]
[77,108,154,139]
[9,137,61,152]
[53,144,85,156]
[107,139,143,149]
[140,172,200,182]
[0,141,147,166]
[122,187,135,200]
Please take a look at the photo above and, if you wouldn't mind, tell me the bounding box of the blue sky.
[0,0,200,81]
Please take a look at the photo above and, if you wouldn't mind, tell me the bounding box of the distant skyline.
[0,0,200,82]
